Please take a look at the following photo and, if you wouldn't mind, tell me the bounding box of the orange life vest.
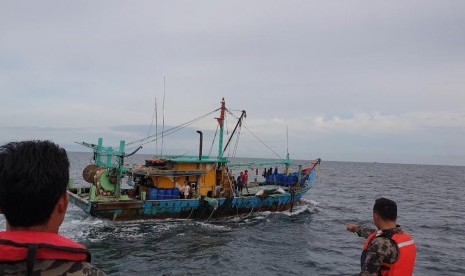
[362,230,416,276]
[0,231,91,275]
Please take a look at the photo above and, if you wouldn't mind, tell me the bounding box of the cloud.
[281,110,465,135]
[311,113,411,134]
[1,1,465,165]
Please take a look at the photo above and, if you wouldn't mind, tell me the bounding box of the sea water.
[2,153,465,275]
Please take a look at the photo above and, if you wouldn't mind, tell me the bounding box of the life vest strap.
[26,244,38,276]
[0,239,91,261]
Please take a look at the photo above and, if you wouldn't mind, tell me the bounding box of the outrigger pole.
[223,110,246,155]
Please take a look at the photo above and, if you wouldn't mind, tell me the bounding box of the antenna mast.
[155,97,158,155]
[285,125,290,173]
[161,76,166,156]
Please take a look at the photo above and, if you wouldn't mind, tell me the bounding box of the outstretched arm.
[346,224,376,239]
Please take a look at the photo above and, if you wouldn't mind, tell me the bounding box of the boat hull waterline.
[68,186,312,221]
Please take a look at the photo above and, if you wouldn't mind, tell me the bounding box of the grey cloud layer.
[1,1,464,165]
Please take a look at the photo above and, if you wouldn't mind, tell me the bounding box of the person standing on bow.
[183,183,191,199]
[237,172,244,195]
[346,198,416,276]
[243,170,249,193]
[0,140,105,275]
[180,176,191,199]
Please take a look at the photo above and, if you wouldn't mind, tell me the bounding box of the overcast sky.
[1,1,464,166]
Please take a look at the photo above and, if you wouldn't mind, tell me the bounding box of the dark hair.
[0,140,69,227]
[373,197,397,221]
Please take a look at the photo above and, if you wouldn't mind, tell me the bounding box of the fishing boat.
[67,98,321,221]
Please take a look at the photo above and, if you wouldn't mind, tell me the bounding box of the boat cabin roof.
[148,156,229,165]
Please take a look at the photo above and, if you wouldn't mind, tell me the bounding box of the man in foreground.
[0,140,105,275]
[346,198,416,275]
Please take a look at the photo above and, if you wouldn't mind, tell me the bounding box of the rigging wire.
[226,110,283,159]
[127,105,283,160]
[227,108,244,113]
[126,108,220,150]
[208,125,218,156]
[146,97,157,138]
[232,123,241,158]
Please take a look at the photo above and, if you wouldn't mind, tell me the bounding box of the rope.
[289,188,296,212]
[205,206,217,221]
[243,201,254,219]
[186,207,194,220]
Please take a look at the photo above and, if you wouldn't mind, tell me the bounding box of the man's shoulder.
[369,236,399,263]
[370,235,397,248]
[0,260,106,276]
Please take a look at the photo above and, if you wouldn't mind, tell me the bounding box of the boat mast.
[216,98,226,158]
[286,125,290,173]
[161,76,166,156]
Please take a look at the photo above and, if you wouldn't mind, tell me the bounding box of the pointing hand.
[346,224,359,233]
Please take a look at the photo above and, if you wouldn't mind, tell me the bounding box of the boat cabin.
[131,155,233,199]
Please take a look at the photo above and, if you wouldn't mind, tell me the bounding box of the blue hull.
[68,186,310,221]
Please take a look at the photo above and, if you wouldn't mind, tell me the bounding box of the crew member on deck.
[237,172,244,195]
[183,183,191,199]
[243,170,249,193]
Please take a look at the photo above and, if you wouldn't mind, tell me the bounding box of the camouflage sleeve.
[63,261,107,276]
[357,226,376,239]
[360,237,398,276]
[0,260,106,276]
